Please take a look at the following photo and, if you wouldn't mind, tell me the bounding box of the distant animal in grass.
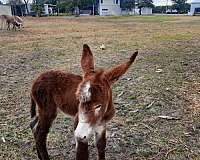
[30,44,138,160]
[100,44,106,50]
[0,15,23,31]
[0,15,6,30]
[14,16,24,28]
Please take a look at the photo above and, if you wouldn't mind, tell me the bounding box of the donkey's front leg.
[95,125,106,160]
[74,115,89,160]
[75,139,89,160]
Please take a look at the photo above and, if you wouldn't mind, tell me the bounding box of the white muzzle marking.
[74,122,93,142]
[74,112,93,142]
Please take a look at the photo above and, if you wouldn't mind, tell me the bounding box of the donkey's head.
[74,44,138,142]
[14,21,21,29]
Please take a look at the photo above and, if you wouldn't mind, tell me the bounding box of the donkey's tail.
[30,95,36,118]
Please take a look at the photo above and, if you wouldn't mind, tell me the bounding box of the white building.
[188,0,200,15]
[140,7,152,15]
[44,4,56,15]
[122,7,152,15]
[99,0,121,16]
[0,4,12,16]
[98,0,152,16]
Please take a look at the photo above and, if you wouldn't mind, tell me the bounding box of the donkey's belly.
[53,91,79,117]
[58,102,79,117]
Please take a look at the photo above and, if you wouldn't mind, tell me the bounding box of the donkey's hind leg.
[7,22,11,30]
[32,104,57,160]
[0,19,3,30]
[30,116,42,159]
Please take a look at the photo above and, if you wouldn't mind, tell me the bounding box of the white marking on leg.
[33,121,38,132]
[31,116,38,133]
[75,137,78,149]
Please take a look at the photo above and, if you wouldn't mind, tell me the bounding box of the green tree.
[171,0,190,13]
[23,0,30,14]
[121,0,135,11]
[57,0,94,14]
[153,6,168,13]
[57,1,74,13]
[44,0,58,4]
[32,0,43,16]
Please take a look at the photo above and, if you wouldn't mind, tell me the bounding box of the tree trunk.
[24,1,30,15]
[14,4,17,16]
[139,7,142,15]
[20,4,23,16]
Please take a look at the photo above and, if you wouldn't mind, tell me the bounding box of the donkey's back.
[31,70,82,117]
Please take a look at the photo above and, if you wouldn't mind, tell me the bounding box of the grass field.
[0,15,200,160]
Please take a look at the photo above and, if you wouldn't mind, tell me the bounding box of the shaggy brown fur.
[30,44,138,160]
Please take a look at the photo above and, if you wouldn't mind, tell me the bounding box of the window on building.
[113,0,118,4]
[101,0,103,3]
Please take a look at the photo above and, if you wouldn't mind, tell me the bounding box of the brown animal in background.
[0,15,21,30]
[0,15,6,29]
[14,16,24,28]
[30,44,138,160]
[6,16,21,31]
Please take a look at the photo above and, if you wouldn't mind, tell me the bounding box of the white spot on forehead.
[80,81,91,102]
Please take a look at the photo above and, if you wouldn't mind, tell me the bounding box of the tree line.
[5,0,190,16]
[34,0,190,14]
[153,0,190,14]
[31,0,155,15]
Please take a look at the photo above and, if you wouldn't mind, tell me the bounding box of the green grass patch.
[99,15,178,23]
[153,33,193,42]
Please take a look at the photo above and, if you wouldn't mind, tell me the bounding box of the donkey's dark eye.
[95,104,102,109]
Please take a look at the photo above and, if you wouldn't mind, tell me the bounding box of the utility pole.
[166,0,169,13]
[57,0,60,16]
[92,0,95,15]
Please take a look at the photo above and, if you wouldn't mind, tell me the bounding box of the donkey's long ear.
[104,51,138,85]
[81,44,95,74]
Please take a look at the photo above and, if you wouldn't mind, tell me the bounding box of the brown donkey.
[0,15,21,30]
[30,44,138,160]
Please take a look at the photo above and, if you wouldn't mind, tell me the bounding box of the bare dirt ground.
[0,16,200,160]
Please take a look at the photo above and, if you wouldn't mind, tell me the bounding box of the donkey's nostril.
[83,136,86,139]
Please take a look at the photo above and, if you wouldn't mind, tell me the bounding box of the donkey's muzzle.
[74,122,93,142]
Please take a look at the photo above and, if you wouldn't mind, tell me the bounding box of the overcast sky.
[0,0,192,6]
